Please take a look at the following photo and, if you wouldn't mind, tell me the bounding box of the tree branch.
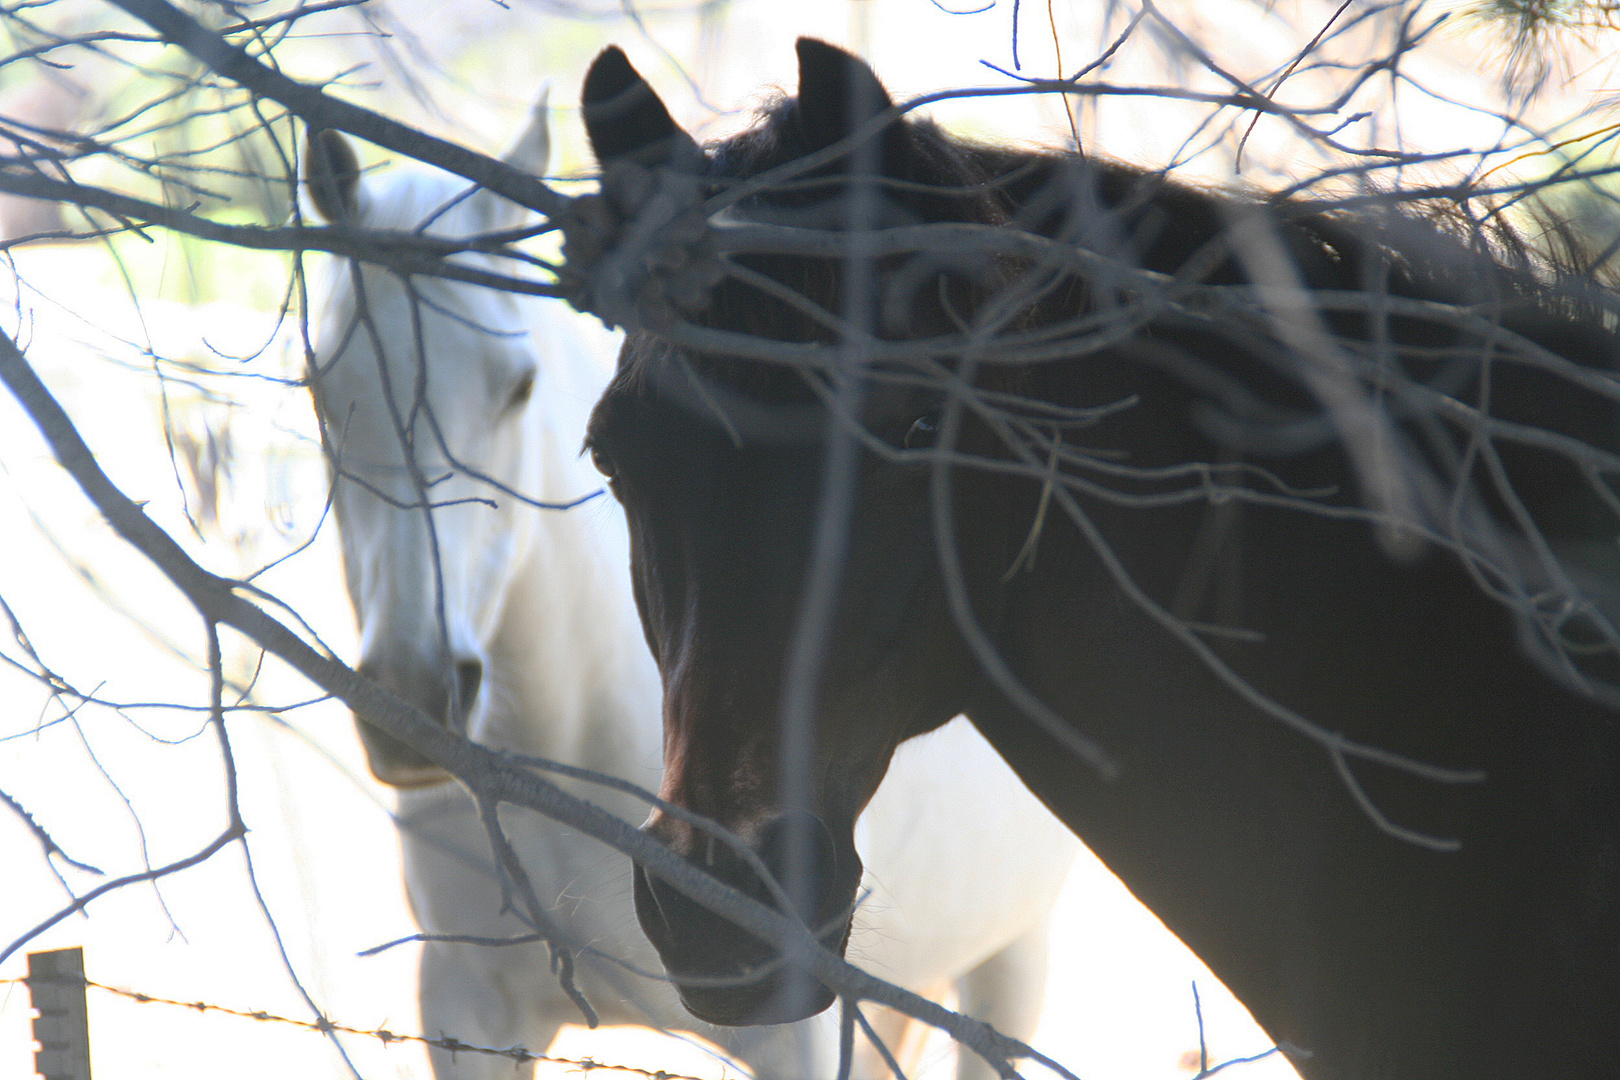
[0,324,1056,1080]
[105,0,571,222]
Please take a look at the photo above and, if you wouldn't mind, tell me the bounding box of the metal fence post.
[26,947,91,1080]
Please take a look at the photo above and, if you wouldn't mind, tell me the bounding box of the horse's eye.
[590,446,616,480]
[904,413,940,450]
[506,371,535,413]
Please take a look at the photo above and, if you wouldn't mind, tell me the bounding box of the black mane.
[679,84,1620,544]
[688,71,1617,335]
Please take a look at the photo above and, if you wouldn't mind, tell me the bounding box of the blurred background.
[0,1,1615,1077]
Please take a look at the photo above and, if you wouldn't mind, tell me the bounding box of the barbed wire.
[3,975,728,1080]
[6,971,1292,1080]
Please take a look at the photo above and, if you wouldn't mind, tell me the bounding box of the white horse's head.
[305,96,557,787]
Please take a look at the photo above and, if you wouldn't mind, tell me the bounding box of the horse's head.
[304,97,555,787]
[581,42,1009,1024]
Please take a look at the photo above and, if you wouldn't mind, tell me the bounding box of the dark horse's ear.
[582,46,701,168]
[304,128,361,223]
[793,38,894,154]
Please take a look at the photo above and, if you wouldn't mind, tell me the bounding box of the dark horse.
[578,39,1620,1080]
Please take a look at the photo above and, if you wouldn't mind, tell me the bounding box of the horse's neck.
[481,314,663,779]
[969,451,1620,1078]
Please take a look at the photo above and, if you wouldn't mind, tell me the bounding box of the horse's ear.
[304,128,362,223]
[501,83,552,177]
[581,46,700,169]
[474,84,553,234]
[793,38,893,154]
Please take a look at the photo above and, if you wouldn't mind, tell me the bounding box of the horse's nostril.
[756,811,838,924]
[453,658,483,722]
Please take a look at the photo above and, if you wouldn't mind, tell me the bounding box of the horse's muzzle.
[633,811,860,1025]
[353,656,483,787]
[353,720,451,787]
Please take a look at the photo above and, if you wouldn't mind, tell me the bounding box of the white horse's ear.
[502,83,552,176]
[304,128,364,224]
[476,84,552,235]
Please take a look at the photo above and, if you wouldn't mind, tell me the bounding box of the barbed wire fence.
[8,948,1274,1080]
[1,1,1617,1078]
[11,947,727,1080]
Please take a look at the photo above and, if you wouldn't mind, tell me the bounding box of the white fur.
[306,101,1078,1080]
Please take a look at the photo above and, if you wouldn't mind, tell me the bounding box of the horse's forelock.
[705,94,1009,227]
[348,166,504,239]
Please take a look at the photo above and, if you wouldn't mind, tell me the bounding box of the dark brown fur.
[582,39,1620,1079]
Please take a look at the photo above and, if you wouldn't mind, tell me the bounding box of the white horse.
[302,96,1078,1080]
